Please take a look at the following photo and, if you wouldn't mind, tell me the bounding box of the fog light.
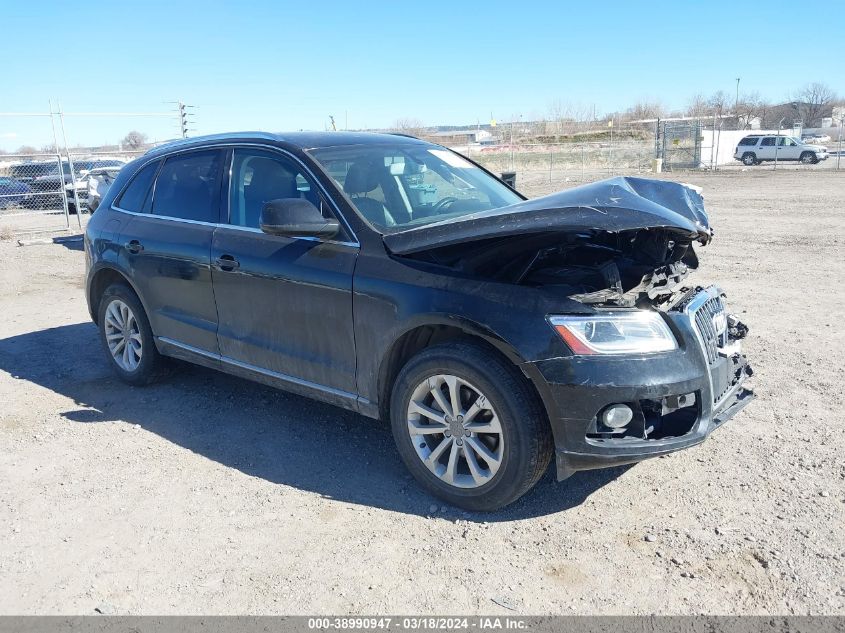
[602,404,633,429]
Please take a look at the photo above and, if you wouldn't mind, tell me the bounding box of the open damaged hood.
[383,176,711,255]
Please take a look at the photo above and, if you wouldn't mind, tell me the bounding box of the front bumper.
[530,286,754,479]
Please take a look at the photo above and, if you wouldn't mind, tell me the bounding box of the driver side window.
[228,148,336,230]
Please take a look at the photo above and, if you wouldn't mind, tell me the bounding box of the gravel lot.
[0,170,843,615]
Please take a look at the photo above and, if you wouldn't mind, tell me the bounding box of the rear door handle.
[214,254,240,271]
[125,240,144,254]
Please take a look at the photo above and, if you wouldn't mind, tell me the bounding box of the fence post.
[549,149,553,184]
[57,104,83,229]
[48,100,71,230]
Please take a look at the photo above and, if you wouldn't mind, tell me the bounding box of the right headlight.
[549,311,678,355]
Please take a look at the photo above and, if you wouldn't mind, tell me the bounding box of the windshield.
[308,143,522,232]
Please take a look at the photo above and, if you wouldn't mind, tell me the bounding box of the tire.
[390,341,553,511]
[800,151,816,165]
[97,283,167,386]
[742,153,757,166]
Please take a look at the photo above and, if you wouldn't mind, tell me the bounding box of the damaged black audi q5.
[84,132,754,510]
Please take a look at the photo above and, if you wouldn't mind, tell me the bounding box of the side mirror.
[259,198,339,239]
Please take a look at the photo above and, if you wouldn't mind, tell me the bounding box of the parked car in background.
[85,166,123,212]
[734,135,829,165]
[801,133,831,145]
[9,160,60,184]
[0,176,32,209]
[26,159,125,212]
[84,132,754,510]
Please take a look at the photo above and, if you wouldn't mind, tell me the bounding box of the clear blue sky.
[2,0,842,150]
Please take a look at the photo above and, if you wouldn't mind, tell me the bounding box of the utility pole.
[735,78,740,111]
[178,101,188,138]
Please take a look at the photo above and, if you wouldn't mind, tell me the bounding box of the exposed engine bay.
[401,227,703,307]
[383,177,714,308]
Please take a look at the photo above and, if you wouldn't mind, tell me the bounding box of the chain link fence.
[451,118,842,190]
[454,121,655,186]
[0,108,181,239]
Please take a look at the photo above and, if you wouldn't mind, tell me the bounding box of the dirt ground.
[0,169,843,616]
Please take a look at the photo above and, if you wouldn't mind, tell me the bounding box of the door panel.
[124,216,218,352]
[757,138,776,160]
[120,148,224,354]
[211,228,358,392]
[778,138,801,160]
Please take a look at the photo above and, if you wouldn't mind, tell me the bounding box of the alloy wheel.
[406,374,504,489]
[103,299,143,372]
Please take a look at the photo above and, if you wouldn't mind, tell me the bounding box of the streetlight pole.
[735,78,741,129]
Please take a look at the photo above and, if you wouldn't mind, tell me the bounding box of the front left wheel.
[390,341,553,511]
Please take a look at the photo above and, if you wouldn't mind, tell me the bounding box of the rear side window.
[116,160,159,212]
[152,150,222,222]
[738,137,759,146]
[760,137,776,146]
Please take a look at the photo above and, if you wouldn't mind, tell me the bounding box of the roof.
[145,131,429,156]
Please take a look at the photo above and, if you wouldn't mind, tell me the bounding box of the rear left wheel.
[390,341,553,511]
[98,283,167,385]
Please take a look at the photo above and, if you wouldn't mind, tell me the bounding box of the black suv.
[84,132,754,510]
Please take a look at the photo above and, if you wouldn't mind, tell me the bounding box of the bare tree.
[622,100,665,122]
[792,82,837,126]
[548,99,565,133]
[121,131,148,151]
[734,92,770,129]
[16,145,38,159]
[391,118,426,138]
[707,91,730,117]
[685,94,711,119]
[546,100,594,135]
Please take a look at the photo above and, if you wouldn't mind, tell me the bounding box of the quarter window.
[738,137,758,146]
[116,160,160,213]
[228,149,335,230]
[152,150,222,222]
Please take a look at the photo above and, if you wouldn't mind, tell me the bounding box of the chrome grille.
[692,294,726,365]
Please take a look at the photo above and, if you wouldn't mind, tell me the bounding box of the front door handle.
[214,254,240,271]
[125,240,144,254]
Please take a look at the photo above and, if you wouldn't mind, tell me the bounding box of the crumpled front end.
[384,177,754,477]
[533,285,754,479]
